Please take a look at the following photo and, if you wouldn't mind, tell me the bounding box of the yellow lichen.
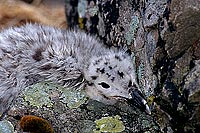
[78,17,84,29]
[147,95,155,105]
[93,115,125,133]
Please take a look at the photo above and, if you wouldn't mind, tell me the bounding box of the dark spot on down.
[115,55,122,61]
[32,48,43,61]
[104,62,108,65]
[111,77,115,82]
[118,71,124,78]
[94,61,98,65]
[100,68,105,74]
[25,74,41,85]
[87,81,94,86]
[91,76,97,80]
[106,73,111,77]
[94,58,103,65]
[40,64,52,70]
[96,68,100,72]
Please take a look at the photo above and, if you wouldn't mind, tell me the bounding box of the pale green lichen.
[93,115,125,133]
[78,0,87,18]
[88,5,99,16]
[0,120,14,133]
[125,15,139,45]
[23,82,87,109]
[60,87,87,109]
[23,82,54,108]
[137,61,146,94]
[78,0,99,18]
[138,61,145,81]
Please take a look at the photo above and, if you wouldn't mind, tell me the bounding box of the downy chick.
[0,24,150,115]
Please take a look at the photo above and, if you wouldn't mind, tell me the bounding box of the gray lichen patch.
[125,16,139,46]
[77,120,96,133]
[60,87,87,109]
[0,120,14,133]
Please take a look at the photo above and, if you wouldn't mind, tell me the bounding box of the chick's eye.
[98,82,110,89]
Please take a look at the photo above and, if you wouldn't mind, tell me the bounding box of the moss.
[93,115,125,133]
[0,120,14,133]
[20,115,54,133]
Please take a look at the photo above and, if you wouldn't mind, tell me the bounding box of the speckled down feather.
[0,24,150,115]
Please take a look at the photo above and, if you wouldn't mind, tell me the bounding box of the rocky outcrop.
[65,0,200,132]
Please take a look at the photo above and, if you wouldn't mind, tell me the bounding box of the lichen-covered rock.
[23,83,54,108]
[60,86,87,109]
[0,120,14,133]
[3,79,159,133]
[65,0,200,132]
[93,115,125,133]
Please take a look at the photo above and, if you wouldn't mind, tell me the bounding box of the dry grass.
[0,0,67,30]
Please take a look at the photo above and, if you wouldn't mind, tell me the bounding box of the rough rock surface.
[65,0,200,132]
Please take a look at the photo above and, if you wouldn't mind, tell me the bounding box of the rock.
[65,0,200,132]
[0,120,14,133]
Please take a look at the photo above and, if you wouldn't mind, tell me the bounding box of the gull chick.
[0,24,150,115]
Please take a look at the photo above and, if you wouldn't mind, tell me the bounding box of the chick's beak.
[128,88,151,115]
